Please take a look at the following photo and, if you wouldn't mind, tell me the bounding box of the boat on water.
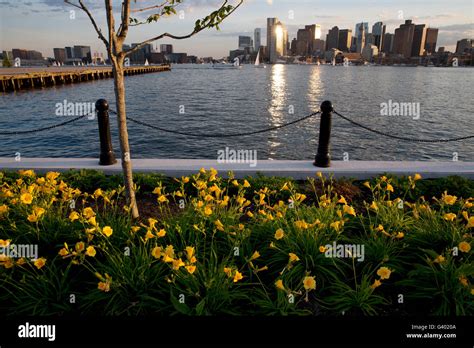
[254,51,266,68]
[212,57,242,69]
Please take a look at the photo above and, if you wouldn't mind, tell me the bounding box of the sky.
[0,0,473,58]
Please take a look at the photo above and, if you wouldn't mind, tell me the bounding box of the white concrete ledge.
[1,158,473,180]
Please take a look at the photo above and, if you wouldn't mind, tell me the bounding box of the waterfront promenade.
[0,65,171,92]
[1,158,473,179]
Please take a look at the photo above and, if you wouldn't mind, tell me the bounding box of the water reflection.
[267,64,287,159]
[307,66,323,110]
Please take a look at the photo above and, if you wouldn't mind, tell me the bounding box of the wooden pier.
[0,65,171,92]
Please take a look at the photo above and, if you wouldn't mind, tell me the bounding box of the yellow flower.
[131,226,141,234]
[186,265,196,274]
[295,220,308,229]
[363,181,371,189]
[288,253,300,263]
[151,246,162,259]
[232,180,239,187]
[82,207,95,219]
[45,171,60,181]
[27,213,38,223]
[152,187,162,195]
[156,229,166,238]
[395,232,405,239]
[343,205,356,216]
[319,245,327,253]
[369,201,378,210]
[69,211,80,222]
[467,217,474,229]
[371,279,382,289]
[459,275,468,287]
[316,171,323,178]
[98,281,110,292]
[214,219,224,231]
[442,192,457,205]
[459,241,471,253]
[275,279,285,291]
[443,213,456,221]
[185,246,195,260]
[144,230,155,241]
[20,193,33,204]
[250,251,260,261]
[34,257,46,269]
[93,188,103,198]
[0,239,11,247]
[274,228,284,240]
[376,267,392,280]
[243,180,250,188]
[19,169,35,177]
[280,182,290,191]
[247,211,254,218]
[414,173,422,181]
[330,221,342,231]
[172,258,185,270]
[204,206,213,216]
[223,267,232,276]
[337,196,347,205]
[58,247,69,257]
[157,195,168,203]
[386,183,394,192]
[303,276,316,290]
[434,255,446,263]
[85,246,96,257]
[0,204,9,215]
[233,271,244,282]
[75,242,85,252]
[102,226,113,238]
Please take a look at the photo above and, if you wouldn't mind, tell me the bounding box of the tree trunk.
[112,57,139,219]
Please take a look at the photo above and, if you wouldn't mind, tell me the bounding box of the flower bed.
[0,169,473,316]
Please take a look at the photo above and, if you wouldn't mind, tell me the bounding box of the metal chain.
[110,109,320,138]
[333,110,474,143]
[0,113,92,136]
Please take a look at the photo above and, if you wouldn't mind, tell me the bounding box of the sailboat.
[254,51,266,68]
[144,59,149,66]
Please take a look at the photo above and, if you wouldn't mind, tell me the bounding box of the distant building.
[338,29,352,52]
[53,48,66,63]
[165,53,187,64]
[424,28,438,55]
[12,49,28,60]
[382,33,394,54]
[393,20,415,58]
[267,17,287,63]
[372,22,386,51]
[160,44,173,54]
[326,26,339,51]
[73,45,92,62]
[64,47,74,59]
[296,28,310,55]
[355,22,368,53]
[314,39,325,56]
[362,44,379,61]
[149,52,166,64]
[130,43,153,64]
[238,36,253,50]
[456,38,473,54]
[411,24,427,57]
[254,28,262,51]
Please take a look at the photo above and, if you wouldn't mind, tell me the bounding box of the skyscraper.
[411,24,427,57]
[456,39,473,54]
[356,23,366,53]
[382,33,394,54]
[254,28,262,51]
[355,22,368,53]
[338,29,352,52]
[267,18,286,63]
[424,28,438,55]
[53,48,66,63]
[326,26,339,51]
[372,22,386,50]
[393,20,415,58]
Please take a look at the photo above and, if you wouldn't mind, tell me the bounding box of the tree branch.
[64,0,109,48]
[124,0,242,57]
[130,1,169,13]
[118,0,131,39]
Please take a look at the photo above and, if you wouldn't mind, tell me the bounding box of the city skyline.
[1,0,473,58]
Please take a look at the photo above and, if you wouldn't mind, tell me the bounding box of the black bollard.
[96,99,117,165]
[314,100,333,168]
